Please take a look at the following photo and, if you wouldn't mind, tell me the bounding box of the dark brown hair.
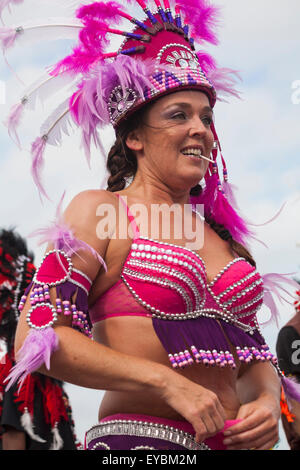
[106,108,256,267]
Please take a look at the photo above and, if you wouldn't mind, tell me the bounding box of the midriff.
[93,316,241,422]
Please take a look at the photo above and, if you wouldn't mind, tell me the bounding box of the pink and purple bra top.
[90,194,274,370]
[7,193,300,405]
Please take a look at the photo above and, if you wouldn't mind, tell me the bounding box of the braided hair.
[106,108,255,267]
[0,229,35,353]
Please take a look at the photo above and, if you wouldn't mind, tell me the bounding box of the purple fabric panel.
[152,317,230,354]
[221,321,265,349]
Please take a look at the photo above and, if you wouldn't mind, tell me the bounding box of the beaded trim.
[86,419,211,451]
[90,441,111,451]
[126,259,205,310]
[156,43,200,71]
[33,250,72,287]
[130,242,206,282]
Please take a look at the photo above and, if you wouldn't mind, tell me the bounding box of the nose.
[188,116,210,138]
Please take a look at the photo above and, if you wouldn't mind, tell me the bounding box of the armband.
[5,249,93,390]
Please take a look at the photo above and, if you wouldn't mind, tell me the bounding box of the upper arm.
[15,189,117,351]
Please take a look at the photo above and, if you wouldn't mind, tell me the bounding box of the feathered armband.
[5,199,107,390]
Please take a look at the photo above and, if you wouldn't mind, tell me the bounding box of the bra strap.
[115,194,140,240]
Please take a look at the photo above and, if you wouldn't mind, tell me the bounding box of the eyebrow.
[163,103,214,114]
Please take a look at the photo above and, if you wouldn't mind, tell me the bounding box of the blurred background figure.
[276,284,300,450]
[0,228,80,450]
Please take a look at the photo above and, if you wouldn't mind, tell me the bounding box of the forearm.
[237,361,281,405]
[33,325,173,397]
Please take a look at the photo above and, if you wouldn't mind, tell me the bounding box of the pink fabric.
[35,251,71,284]
[71,270,92,291]
[89,194,264,326]
[98,413,242,450]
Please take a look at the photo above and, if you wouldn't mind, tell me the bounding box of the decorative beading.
[156,43,200,70]
[86,419,211,451]
[108,86,139,126]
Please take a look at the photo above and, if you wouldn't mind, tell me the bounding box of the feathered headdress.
[1,0,255,245]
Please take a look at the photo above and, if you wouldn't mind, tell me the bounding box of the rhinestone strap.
[86,419,211,451]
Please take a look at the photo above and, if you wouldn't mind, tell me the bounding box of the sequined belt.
[85,418,211,451]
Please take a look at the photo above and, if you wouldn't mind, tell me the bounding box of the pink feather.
[0,0,23,22]
[206,67,242,102]
[222,181,240,212]
[169,0,221,45]
[76,1,126,24]
[31,136,49,201]
[3,101,24,148]
[262,273,299,327]
[51,44,102,75]
[196,50,217,74]
[0,26,17,50]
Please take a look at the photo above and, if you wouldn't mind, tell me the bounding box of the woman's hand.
[222,394,280,450]
[161,374,226,443]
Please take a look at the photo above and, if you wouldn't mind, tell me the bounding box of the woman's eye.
[202,116,213,126]
[171,112,186,120]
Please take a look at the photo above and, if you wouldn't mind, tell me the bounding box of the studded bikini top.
[90,194,276,370]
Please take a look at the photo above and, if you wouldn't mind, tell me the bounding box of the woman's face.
[126,90,215,192]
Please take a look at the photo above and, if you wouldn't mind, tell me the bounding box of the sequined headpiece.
[1,0,255,246]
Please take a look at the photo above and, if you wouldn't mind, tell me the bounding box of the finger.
[223,411,265,437]
[226,429,278,451]
[202,412,219,435]
[215,400,227,423]
[194,418,210,443]
[224,420,278,450]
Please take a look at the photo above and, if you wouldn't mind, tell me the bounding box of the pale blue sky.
[0,0,299,449]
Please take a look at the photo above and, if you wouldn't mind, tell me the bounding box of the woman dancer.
[2,0,299,450]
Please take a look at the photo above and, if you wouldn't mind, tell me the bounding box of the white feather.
[40,97,75,146]
[22,71,79,111]
[50,425,63,450]
[10,17,83,46]
[21,410,46,443]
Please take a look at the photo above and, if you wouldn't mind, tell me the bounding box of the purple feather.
[69,55,158,162]
[4,328,59,391]
[30,191,107,271]
[282,375,300,405]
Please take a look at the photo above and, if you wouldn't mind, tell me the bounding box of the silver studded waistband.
[85,419,211,451]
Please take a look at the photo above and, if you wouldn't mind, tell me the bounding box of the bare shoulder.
[65,189,118,220]
[58,190,119,266]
